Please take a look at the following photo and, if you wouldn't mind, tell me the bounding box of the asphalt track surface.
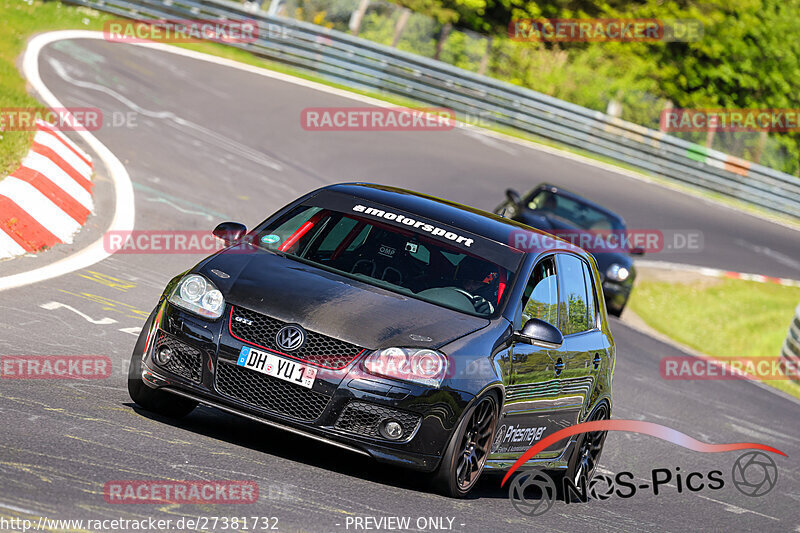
[0,36,798,532]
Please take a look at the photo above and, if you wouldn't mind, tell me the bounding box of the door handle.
[593,353,601,370]
[554,358,564,376]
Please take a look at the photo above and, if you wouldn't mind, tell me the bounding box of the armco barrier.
[63,0,800,219]
[781,303,800,382]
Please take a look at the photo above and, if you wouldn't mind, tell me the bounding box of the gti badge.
[234,316,254,326]
[276,325,306,352]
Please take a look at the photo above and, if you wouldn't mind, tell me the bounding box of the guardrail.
[63,0,800,219]
[781,303,800,382]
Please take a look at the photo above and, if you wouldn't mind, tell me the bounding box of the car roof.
[532,183,625,224]
[320,183,588,258]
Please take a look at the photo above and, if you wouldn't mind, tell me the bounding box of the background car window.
[521,257,558,327]
[527,190,622,231]
[557,254,589,335]
[581,261,597,330]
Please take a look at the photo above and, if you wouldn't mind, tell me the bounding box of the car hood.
[195,244,490,350]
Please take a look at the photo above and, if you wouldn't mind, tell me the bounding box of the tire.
[127,311,198,418]
[557,403,609,501]
[433,394,499,498]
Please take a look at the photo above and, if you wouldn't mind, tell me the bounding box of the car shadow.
[125,402,562,502]
[126,402,441,495]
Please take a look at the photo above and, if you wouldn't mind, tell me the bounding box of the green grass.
[0,0,113,175]
[629,278,800,399]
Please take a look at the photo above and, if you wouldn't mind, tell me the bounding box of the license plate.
[236,346,317,389]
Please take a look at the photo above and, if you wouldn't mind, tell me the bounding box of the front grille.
[153,330,203,383]
[335,401,421,441]
[215,361,331,422]
[230,306,365,368]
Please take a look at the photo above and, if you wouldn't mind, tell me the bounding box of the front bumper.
[601,277,633,311]
[139,303,474,472]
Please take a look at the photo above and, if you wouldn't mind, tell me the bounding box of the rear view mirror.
[514,318,564,347]
[213,222,247,245]
[506,188,522,206]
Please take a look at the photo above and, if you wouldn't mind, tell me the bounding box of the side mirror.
[213,222,247,245]
[514,318,564,347]
[630,247,645,256]
[505,188,522,206]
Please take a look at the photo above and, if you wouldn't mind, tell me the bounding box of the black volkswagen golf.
[128,183,615,497]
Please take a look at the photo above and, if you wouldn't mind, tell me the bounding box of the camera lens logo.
[731,451,778,497]
[588,473,615,501]
[508,470,557,516]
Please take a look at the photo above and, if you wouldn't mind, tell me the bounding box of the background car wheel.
[433,394,498,498]
[127,312,198,418]
[557,403,609,501]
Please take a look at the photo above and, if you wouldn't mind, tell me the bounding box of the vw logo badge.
[276,325,306,352]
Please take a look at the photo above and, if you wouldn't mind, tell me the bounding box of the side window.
[557,254,589,335]
[581,261,597,330]
[520,257,558,328]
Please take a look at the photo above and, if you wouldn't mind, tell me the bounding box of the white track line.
[0,31,134,292]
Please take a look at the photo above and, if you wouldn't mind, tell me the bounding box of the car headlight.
[168,274,225,319]
[364,347,449,387]
[606,263,630,282]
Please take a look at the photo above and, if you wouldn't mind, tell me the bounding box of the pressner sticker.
[492,423,547,453]
[352,204,475,247]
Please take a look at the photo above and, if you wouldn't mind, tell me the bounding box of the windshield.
[527,190,623,231]
[252,203,521,317]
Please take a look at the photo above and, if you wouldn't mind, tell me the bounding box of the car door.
[490,255,569,462]
[552,253,603,426]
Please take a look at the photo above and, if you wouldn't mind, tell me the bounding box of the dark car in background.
[128,183,615,497]
[495,183,642,316]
